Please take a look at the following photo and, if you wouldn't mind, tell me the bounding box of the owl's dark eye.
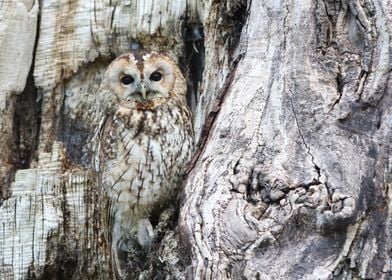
[121,75,134,85]
[150,72,162,82]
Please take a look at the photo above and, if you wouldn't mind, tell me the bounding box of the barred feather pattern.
[93,51,194,279]
[100,101,193,235]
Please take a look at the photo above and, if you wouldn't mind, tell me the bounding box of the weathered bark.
[181,0,392,279]
[0,0,390,279]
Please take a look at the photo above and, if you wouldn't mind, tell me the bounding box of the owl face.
[105,52,179,109]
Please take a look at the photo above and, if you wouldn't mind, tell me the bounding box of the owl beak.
[138,83,147,100]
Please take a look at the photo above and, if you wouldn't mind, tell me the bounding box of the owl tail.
[110,218,154,279]
[111,245,128,280]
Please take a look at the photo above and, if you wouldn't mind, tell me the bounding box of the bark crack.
[186,53,244,175]
[109,4,117,30]
[282,1,290,51]
[283,2,321,184]
[356,69,369,101]
[330,65,344,112]
[289,92,321,182]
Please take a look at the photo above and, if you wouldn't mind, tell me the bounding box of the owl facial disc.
[106,51,179,110]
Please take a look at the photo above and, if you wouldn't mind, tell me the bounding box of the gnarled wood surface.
[181,0,391,279]
[0,0,391,279]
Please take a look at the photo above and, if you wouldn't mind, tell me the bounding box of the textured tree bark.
[0,0,390,279]
[181,0,392,279]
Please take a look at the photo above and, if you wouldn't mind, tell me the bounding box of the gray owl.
[94,51,194,279]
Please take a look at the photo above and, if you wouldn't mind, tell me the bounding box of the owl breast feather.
[100,103,193,217]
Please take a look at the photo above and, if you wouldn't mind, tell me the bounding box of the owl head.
[103,51,186,110]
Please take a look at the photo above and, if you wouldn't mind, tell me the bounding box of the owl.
[94,51,194,279]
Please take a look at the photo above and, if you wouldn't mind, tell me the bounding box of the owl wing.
[93,115,117,253]
[96,117,129,279]
[93,115,115,173]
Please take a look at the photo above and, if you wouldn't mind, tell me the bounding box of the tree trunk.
[0,0,391,279]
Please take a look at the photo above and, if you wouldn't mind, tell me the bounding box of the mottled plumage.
[94,51,193,279]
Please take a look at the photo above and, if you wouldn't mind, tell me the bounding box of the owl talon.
[192,41,199,53]
[118,238,137,252]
